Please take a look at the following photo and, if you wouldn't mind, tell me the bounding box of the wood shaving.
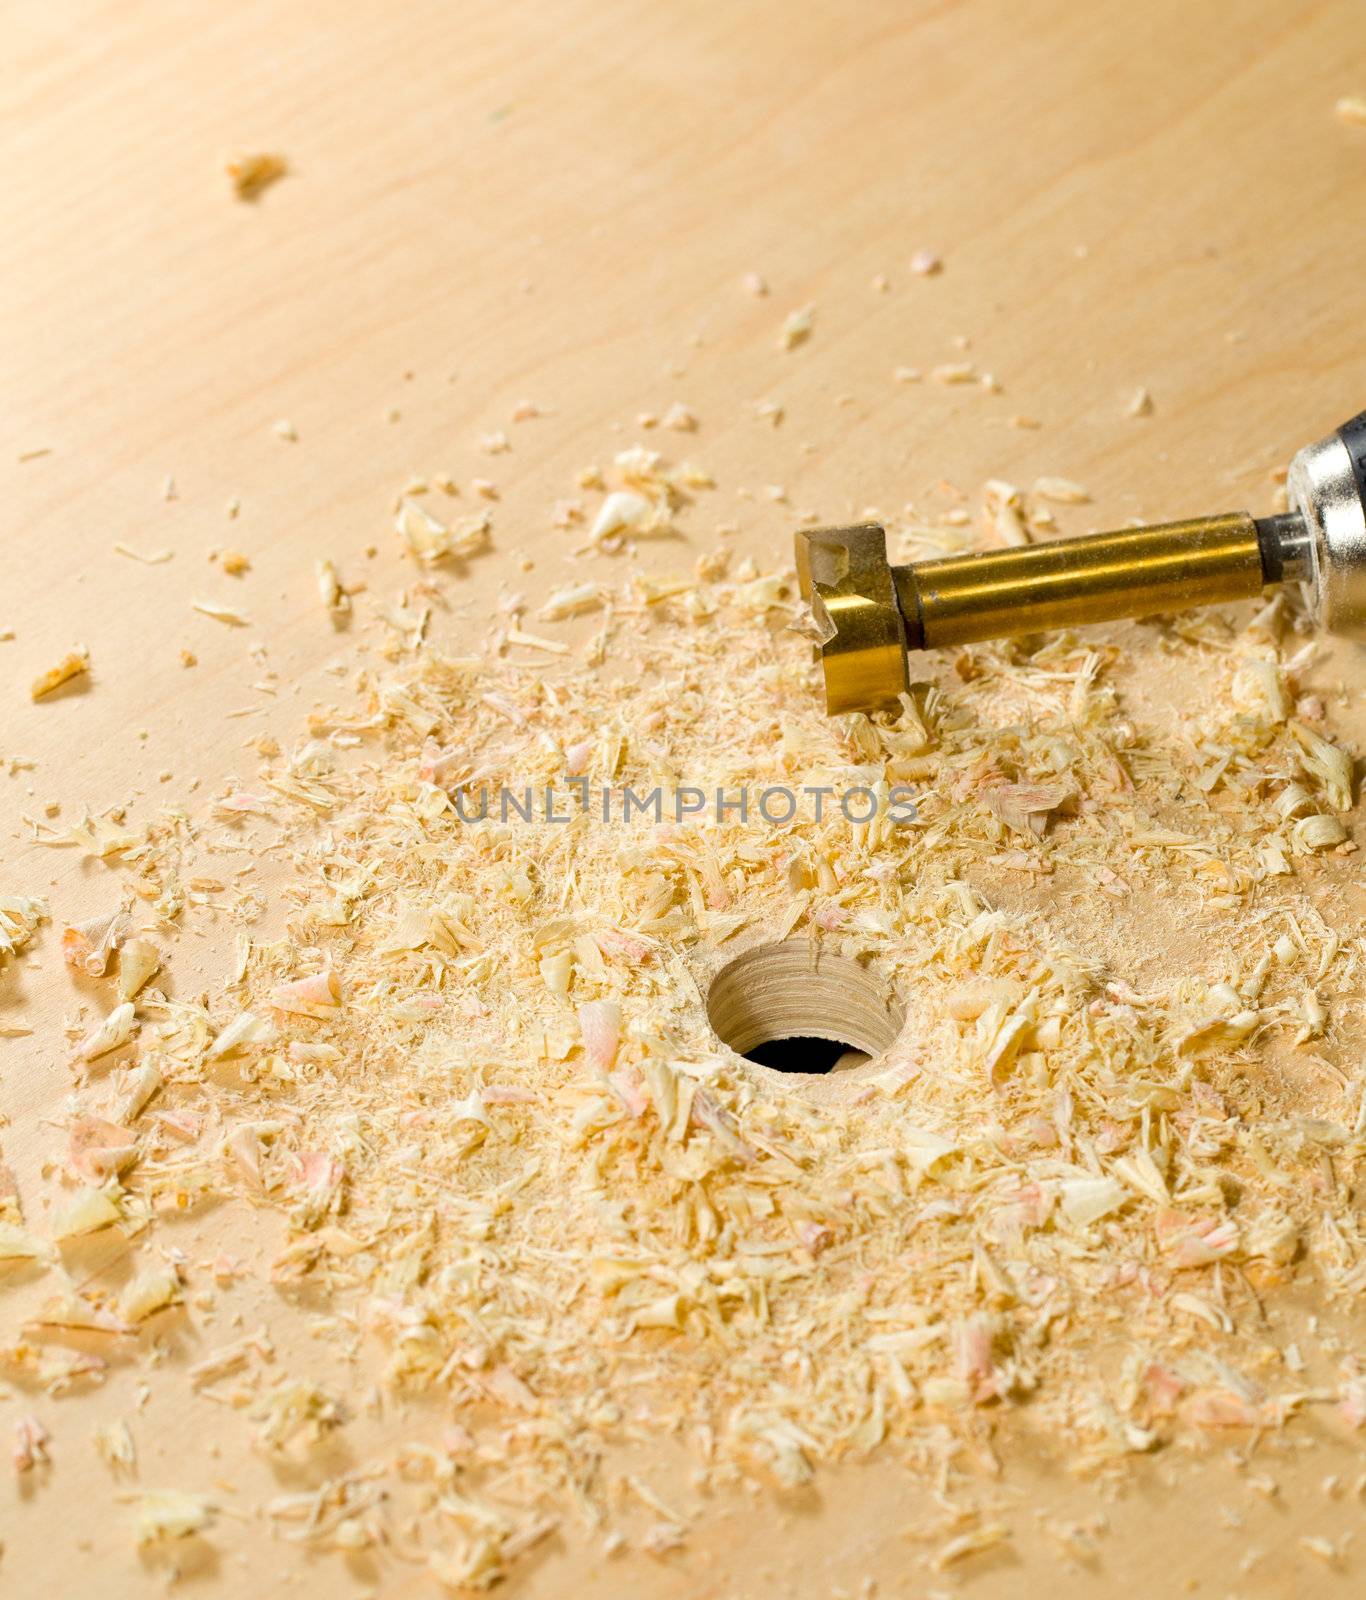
[0,895,47,963]
[62,909,127,976]
[504,627,568,655]
[52,1184,123,1240]
[118,1264,182,1323]
[117,937,162,1000]
[538,581,603,621]
[779,305,814,349]
[74,1002,138,1064]
[134,1489,216,1542]
[253,1378,344,1453]
[227,152,287,200]
[0,1223,48,1262]
[396,497,491,566]
[589,489,655,543]
[663,401,698,432]
[93,1421,136,1475]
[1031,475,1090,505]
[316,558,351,615]
[113,542,174,564]
[30,646,89,700]
[192,599,251,626]
[929,1520,1009,1570]
[14,1415,50,1473]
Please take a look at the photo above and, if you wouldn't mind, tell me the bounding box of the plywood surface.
[4,1,1366,1593]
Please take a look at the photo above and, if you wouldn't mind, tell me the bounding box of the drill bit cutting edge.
[796,407,1366,714]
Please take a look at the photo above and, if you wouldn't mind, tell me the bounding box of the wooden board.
[4,0,1366,1593]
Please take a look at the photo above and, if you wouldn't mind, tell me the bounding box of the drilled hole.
[745,1035,870,1073]
[706,939,903,1077]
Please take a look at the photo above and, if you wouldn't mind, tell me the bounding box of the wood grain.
[4,1,1366,1593]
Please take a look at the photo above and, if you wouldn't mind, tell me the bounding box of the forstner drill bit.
[796,406,1366,715]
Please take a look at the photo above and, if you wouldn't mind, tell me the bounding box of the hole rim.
[704,937,905,1083]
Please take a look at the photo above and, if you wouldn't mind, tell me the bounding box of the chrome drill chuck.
[1286,410,1366,640]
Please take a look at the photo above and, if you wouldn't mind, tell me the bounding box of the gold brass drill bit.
[797,408,1366,714]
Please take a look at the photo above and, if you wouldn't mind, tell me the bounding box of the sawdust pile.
[8,548,1366,1584]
